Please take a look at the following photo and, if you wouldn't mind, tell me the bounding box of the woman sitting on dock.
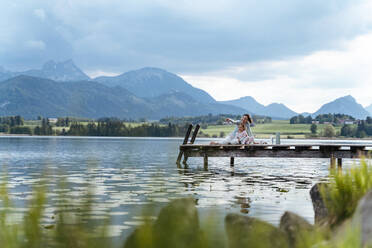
[210,114,254,145]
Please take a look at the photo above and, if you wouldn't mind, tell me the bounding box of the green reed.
[0,172,111,248]
[321,157,372,226]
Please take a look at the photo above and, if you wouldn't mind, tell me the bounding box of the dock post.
[189,124,200,144]
[330,156,336,168]
[275,132,281,144]
[176,124,193,164]
[203,154,208,170]
[337,158,342,169]
[183,124,200,164]
[230,157,234,167]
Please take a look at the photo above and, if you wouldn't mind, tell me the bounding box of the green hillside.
[202,120,342,139]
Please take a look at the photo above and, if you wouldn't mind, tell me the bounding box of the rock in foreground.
[225,213,288,248]
[310,183,329,225]
[352,190,372,246]
[124,198,200,248]
[280,211,313,248]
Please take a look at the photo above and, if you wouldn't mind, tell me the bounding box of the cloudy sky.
[1,0,372,113]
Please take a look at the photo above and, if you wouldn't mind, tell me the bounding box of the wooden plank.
[272,146,291,150]
[183,149,368,159]
[230,157,234,167]
[295,146,312,151]
[182,124,193,144]
[181,144,372,149]
[183,124,200,164]
[176,124,193,164]
[179,143,372,164]
[204,154,208,170]
[189,124,200,144]
[330,157,336,168]
[350,146,366,151]
[350,146,367,158]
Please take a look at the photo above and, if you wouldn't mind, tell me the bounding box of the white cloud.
[182,32,372,113]
[25,40,46,50]
[33,8,46,21]
[3,0,372,72]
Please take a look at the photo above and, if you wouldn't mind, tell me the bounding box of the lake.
[0,136,370,242]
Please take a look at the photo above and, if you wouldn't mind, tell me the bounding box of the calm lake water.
[0,136,371,242]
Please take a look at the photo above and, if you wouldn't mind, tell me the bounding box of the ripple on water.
[1,137,364,239]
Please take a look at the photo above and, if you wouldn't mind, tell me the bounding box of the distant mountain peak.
[220,97,297,119]
[237,96,257,101]
[266,102,284,107]
[0,59,90,82]
[95,67,216,103]
[313,95,369,119]
[138,67,167,72]
[220,96,265,115]
[124,67,171,79]
[42,60,57,70]
[26,59,90,82]
[338,95,355,101]
[42,59,82,71]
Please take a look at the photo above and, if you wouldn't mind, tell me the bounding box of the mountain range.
[312,95,370,119]
[95,67,215,104]
[0,60,90,82]
[365,104,372,116]
[0,60,371,120]
[0,75,249,119]
[220,96,298,119]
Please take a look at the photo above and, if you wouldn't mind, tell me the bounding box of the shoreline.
[1,133,372,140]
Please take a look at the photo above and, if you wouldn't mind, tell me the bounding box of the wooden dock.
[176,124,372,169]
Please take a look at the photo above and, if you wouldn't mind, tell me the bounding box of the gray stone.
[124,198,199,248]
[280,211,313,248]
[225,213,288,248]
[351,190,372,246]
[153,198,200,248]
[310,183,329,225]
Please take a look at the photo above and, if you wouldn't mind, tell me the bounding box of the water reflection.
[0,137,368,240]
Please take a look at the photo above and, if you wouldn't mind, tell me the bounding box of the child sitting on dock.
[211,123,254,145]
[210,114,255,145]
[231,124,254,144]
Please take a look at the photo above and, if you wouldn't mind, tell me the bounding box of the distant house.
[48,118,58,124]
[338,119,355,125]
[311,121,319,124]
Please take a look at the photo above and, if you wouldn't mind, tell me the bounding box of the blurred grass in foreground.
[0,159,371,248]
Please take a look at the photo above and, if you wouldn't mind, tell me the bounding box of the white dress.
[230,130,249,144]
[221,119,254,144]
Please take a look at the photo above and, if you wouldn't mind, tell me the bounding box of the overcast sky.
[1,0,372,112]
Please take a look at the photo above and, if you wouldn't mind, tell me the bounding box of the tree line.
[340,117,372,138]
[0,115,190,137]
[291,113,355,124]
[308,117,372,138]
[0,117,53,135]
[67,121,187,137]
[0,115,25,132]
